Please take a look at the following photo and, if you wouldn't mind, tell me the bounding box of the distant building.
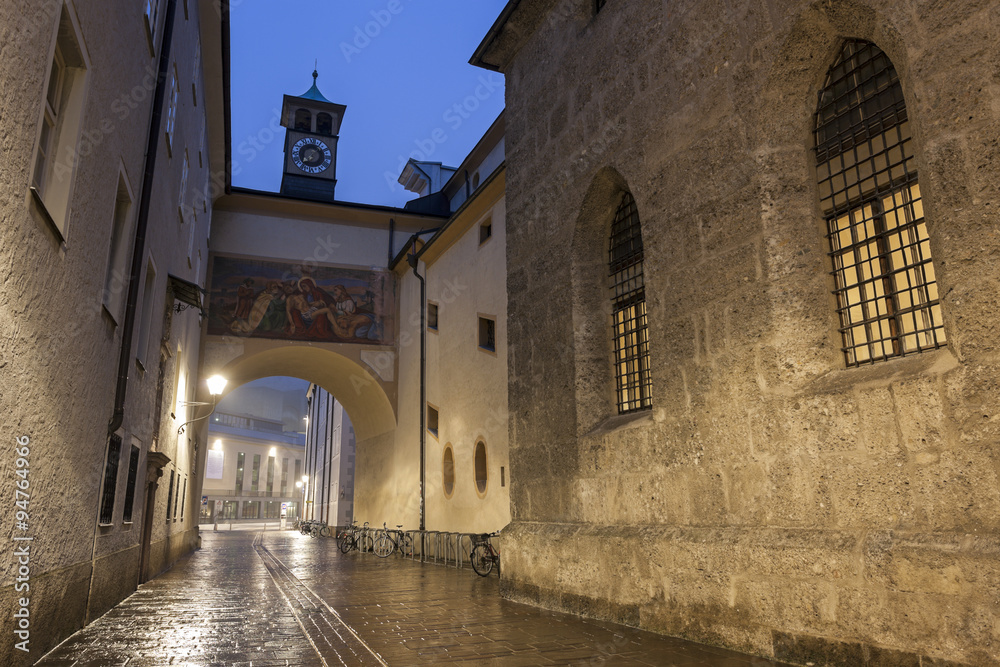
[302,385,356,527]
[201,380,307,523]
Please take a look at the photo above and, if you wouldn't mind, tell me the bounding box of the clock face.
[292,137,332,174]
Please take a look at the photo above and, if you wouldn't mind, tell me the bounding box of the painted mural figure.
[208,255,394,345]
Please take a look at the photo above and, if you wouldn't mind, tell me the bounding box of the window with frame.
[427,405,439,438]
[165,469,175,523]
[145,0,161,50]
[474,440,488,497]
[136,259,157,369]
[427,302,439,331]
[32,5,89,237]
[478,316,496,352]
[98,434,123,525]
[165,64,178,154]
[609,191,652,413]
[442,445,455,498]
[103,175,133,321]
[178,150,189,223]
[179,476,186,520]
[251,454,261,491]
[479,218,492,245]
[122,443,141,523]
[235,452,245,494]
[815,41,945,366]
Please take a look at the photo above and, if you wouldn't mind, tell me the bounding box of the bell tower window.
[294,109,311,132]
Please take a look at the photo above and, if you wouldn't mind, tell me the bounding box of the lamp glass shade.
[206,375,228,395]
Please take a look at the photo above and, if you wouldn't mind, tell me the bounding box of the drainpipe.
[406,238,426,532]
[387,217,395,266]
[107,0,178,436]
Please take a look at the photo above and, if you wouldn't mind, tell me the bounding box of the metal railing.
[339,525,490,570]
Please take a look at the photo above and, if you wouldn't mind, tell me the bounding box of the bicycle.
[339,521,373,553]
[470,532,500,577]
[373,523,414,558]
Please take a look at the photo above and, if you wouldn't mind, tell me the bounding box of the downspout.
[108,0,179,436]
[387,218,395,266]
[406,237,426,532]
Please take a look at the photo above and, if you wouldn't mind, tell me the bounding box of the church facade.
[473,1,1000,664]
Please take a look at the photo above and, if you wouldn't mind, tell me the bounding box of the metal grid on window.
[815,40,945,367]
[165,469,175,524]
[609,191,652,413]
[122,445,140,523]
[99,434,123,525]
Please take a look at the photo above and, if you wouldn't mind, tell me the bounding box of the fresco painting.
[207,255,395,345]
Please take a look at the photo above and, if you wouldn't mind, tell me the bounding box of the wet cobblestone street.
[37,531,792,666]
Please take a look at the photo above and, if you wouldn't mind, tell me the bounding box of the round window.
[474,440,487,496]
[442,445,455,498]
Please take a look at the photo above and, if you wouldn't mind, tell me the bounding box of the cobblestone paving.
[38,531,793,666]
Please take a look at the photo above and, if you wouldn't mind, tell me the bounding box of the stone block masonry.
[480,0,1000,664]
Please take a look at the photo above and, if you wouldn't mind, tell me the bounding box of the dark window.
[609,191,652,413]
[427,405,439,438]
[478,316,496,352]
[442,446,455,498]
[500,466,505,487]
[242,500,260,519]
[816,41,945,366]
[281,457,289,495]
[122,444,140,523]
[99,434,123,525]
[235,452,245,495]
[479,219,492,245]
[165,469,175,523]
[294,459,302,484]
[474,441,488,495]
[428,302,439,330]
[251,454,261,491]
[179,477,187,520]
[594,0,607,13]
[266,457,274,494]
[316,112,333,135]
[294,109,311,131]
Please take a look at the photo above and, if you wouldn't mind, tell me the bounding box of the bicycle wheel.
[470,544,493,576]
[360,534,374,553]
[340,534,355,553]
[320,526,332,538]
[373,534,395,558]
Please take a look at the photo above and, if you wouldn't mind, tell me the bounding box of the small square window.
[479,219,492,245]
[478,316,496,352]
[428,302,439,331]
[427,405,439,438]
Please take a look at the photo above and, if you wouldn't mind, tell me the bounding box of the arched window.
[474,440,488,497]
[609,191,651,413]
[815,41,945,366]
[316,112,333,135]
[294,109,311,131]
[442,445,455,498]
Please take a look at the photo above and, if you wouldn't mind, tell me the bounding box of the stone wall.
[488,0,1000,664]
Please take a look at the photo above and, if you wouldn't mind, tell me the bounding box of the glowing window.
[816,41,945,366]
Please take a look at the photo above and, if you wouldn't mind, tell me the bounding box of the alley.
[36,530,791,666]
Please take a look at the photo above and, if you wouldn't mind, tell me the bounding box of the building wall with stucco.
[0,1,219,664]
[475,1,1000,664]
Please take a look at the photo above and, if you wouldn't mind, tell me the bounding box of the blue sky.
[229,1,508,208]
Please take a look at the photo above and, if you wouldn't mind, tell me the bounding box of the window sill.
[583,408,654,440]
[29,187,66,246]
[478,345,497,356]
[800,347,959,396]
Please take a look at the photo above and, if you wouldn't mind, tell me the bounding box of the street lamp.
[177,375,228,434]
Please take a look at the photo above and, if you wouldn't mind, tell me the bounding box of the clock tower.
[279,70,346,202]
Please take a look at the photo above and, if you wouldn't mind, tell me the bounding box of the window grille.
[815,41,945,366]
[122,444,140,523]
[99,434,123,525]
[179,477,187,520]
[165,469,175,523]
[251,454,261,491]
[609,191,652,413]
